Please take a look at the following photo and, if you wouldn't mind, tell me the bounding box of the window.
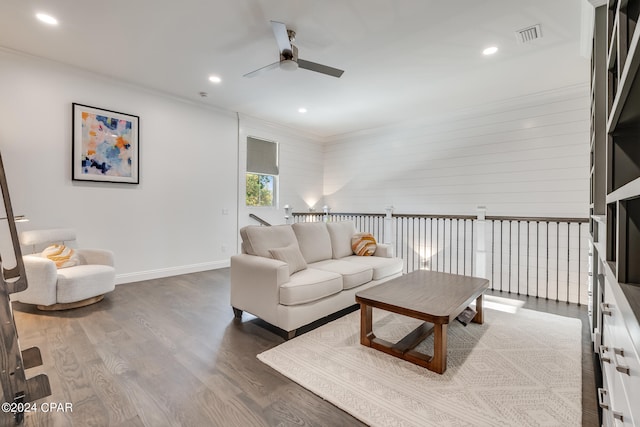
[246,137,278,207]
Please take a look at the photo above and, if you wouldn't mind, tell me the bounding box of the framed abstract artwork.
[72,103,140,184]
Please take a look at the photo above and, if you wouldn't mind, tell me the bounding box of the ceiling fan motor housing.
[280,59,298,71]
[280,45,299,70]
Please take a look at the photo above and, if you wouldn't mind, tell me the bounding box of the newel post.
[322,205,331,222]
[475,206,488,279]
[384,206,394,245]
[284,205,293,224]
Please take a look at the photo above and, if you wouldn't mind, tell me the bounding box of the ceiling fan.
[243,21,344,78]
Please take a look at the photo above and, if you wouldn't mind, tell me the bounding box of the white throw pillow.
[41,244,80,268]
[269,244,308,275]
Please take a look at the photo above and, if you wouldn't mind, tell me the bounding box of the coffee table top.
[355,270,489,324]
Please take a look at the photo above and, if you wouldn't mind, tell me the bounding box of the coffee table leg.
[431,323,447,374]
[360,303,373,346]
[472,294,484,324]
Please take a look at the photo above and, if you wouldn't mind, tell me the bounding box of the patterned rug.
[257,299,582,426]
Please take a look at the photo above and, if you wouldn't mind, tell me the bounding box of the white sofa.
[230,220,403,338]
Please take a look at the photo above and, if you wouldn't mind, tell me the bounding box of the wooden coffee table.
[355,270,489,374]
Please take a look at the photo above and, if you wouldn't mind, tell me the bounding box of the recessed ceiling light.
[36,13,58,26]
[298,107,307,113]
[208,75,221,84]
[482,46,498,55]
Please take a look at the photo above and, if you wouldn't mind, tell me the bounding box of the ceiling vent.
[516,24,542,44]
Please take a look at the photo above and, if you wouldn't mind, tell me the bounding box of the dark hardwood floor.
[6,269,599,426]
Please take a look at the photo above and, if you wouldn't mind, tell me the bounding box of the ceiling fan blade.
[243,61,280,78]
[270,21,292,54]
[297,59,344,78]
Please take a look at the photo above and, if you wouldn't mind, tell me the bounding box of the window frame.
[245,137,279,208]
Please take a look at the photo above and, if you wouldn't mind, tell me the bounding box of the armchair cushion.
[56,265,115,303]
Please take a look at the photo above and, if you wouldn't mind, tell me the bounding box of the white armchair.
[13,228,115,310]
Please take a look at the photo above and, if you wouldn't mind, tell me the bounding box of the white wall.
[0,49,240,283]
[237,115,325,231]
[0,48,591,285]
[323,85,590,218]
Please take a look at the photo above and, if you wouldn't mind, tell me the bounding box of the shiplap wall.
[323,85,590,218]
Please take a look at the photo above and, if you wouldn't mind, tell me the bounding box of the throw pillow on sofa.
[269,244,308,275]
[351,233,377,256]
[41,244,79,268]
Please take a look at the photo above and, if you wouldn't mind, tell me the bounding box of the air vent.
[516,24,542,44]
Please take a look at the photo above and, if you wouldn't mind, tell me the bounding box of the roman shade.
[247,136,278,175]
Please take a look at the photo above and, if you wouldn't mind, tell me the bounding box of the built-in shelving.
[608,128,640,192]
[592,214,607,244]
[600,0,640,294]
[606,0,640,130]
[591,2,640,424]
[606,176,640,202]
[619,197,640,284]
[606,202,618,266]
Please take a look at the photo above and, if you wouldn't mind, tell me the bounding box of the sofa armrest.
[11,255,58,306]
[230,254,290,325]
[374,243,394,258]
[76,248,115,267]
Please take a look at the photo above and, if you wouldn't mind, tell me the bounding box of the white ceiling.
[0,0,589,137]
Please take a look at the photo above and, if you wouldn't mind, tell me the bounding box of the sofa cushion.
[326,221,357,259]
[279,268,343,306]
[240,225,297,258]
[292,222,333,263]
[269,244,307,275]
[351,232,377,256]
[343,255,403,280]
[309,259,373,290]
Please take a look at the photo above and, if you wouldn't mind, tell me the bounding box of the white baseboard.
[115,260,230,285]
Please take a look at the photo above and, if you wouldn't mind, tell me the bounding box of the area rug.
[257,298,582,427]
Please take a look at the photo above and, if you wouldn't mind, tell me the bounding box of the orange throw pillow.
[351,233,377,256]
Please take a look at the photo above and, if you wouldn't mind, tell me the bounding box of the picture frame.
[72,103,140,184]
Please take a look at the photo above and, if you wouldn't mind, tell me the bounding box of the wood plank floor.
[4,269,599,427]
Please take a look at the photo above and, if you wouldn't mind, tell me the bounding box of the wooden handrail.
[393,213,476,220]
[292,212,588,223]
[293,212,384,217]
[249,213,271,226]
[485,215,588,223]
